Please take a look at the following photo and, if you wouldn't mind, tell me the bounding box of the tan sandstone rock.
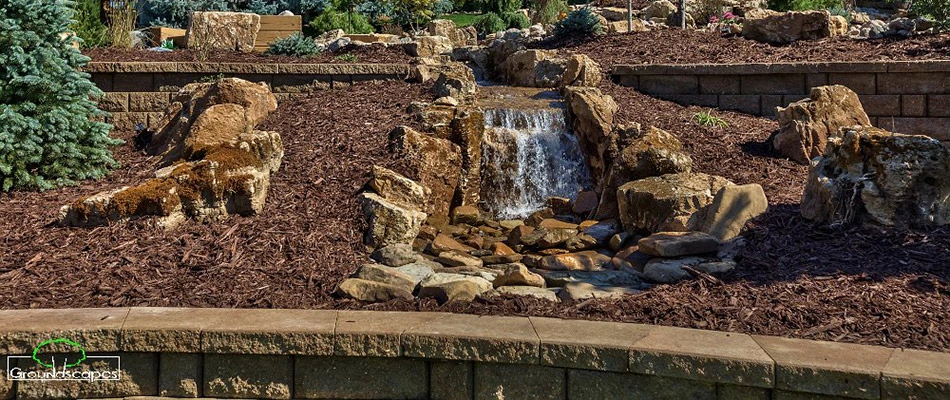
[406,36,454,57]
[61,78,282,228]
[359,193,427,249]
[638,232,720,257]
[187,11,261,52]
[560,54,602,88]
[563,87,619,183]
[368,166,430,211]
[617,172,734,234]
[774,85,871,164]
[699,184,769,240]
[742,10,845,44]
[389,126,463,217]
[595,124,693,219]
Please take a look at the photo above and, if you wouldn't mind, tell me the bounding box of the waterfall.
[480,106,591,220]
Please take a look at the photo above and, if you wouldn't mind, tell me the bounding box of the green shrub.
[474,12,506,34]
[70,0,110,48]
[911,0,950,31]
[554,7,601,38]
[826,5,851,22]
[485,0,520,13]
[530,0,567,24]
[0,0,121,191]
[266,32,323,56]
[309,9,375,34]
[501,11,530,29]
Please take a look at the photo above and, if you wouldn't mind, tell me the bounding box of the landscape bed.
[1,80,947,352]
[538,30,950,69]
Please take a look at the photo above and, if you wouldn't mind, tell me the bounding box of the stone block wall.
[1,308,947,399]
[612,61,950,141]
[85,62,413,130]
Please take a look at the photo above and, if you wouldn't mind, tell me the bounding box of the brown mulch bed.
[535,30,950,70]
[0,80,947,352]
[83,43,414,64]
[596,0,652,9]
[0,81,431,309]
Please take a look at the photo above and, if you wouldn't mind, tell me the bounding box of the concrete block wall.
[612,61,950,141]
[85,62,414,130]
[0,308,948,399]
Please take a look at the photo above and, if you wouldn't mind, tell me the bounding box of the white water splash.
[480,107,591,219]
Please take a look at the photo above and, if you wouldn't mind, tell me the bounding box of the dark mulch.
[535,30,950,70]
[595,0,652,9]
[83,43,415,64]
[0,80,947,352]
[0,81,431,309]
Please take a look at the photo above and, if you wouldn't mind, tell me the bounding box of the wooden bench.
[254,15,302,52]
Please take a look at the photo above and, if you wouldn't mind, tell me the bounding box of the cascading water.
[479,90,591,219]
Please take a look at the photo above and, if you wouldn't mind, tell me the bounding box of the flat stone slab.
[754,335,894,399]
[631,325,774,387]
[531,317,650,372]
[882,348,950,399]
[401,314,540,364]
[0,308,129,353]
[200,309,336,355]
[123,308,336,354]
[122,307,215,352]
[334,311,450,357]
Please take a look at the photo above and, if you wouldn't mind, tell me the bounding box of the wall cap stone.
[84,62,413,76]
[612,60,950,75]
[1,307,947,396]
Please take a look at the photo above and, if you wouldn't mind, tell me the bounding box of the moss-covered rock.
[60,78,281,228]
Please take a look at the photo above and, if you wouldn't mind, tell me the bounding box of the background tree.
[0,0,120,191]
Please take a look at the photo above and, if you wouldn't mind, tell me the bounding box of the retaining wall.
[612,61,950,141]
[85,62,414,130]
[0,308,947,399]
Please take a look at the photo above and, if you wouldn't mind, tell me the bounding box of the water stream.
[478,87,591,219]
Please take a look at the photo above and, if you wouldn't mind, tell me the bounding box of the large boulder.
[187,11,261,52]
[801,126,950,227]
[617,172,734,234]
[405,36,454,57]
[774,85,871,164]
[560,54,602,88]
[503,50,565,87]
[487,30,527,78]
[430,61,478,101]
[367,166,431,212]
[389,126,463,217]
[148,78,278,166]
[428,19,476,47]
[563,87,619,184]
[742,10,845,44]
[595,124,693,219]
[61,78,282,228]
[642,0,677,20]
[359,192,427,249]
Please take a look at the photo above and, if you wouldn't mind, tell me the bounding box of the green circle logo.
[31,338,86,368]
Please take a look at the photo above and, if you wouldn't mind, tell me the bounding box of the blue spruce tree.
[0,0,121,191]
